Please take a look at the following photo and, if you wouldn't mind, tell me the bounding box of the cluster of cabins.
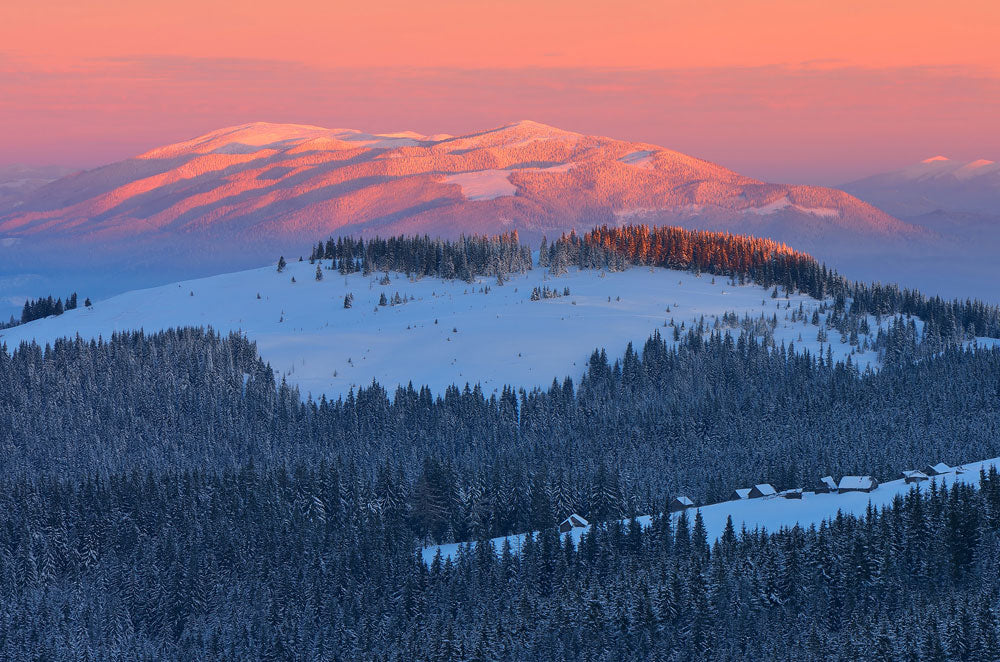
[664,461,959,515]
[557,462,962,534]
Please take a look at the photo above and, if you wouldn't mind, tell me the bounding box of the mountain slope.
[0,120,917,258]
[843,156,1000,217]
[838,156,1000,303]
[0,164,76,213]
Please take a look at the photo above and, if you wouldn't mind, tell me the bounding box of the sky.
[1,0,999,183]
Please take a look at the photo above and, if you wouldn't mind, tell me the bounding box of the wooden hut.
[838,476,879,493]
[748,484,777,498]
[925,462,951,476]
[815,476,838,494]
[559,514,589,533]
[668,496,695,513]
[902,470,929,484]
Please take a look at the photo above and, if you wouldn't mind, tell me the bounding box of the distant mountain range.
[839,157,1000,302]
[0,164,76,212]
[0,123,997,309]
[0,121,918,259]
[843,156,1000,217]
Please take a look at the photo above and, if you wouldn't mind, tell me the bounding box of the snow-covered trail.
[422,458,1000,564]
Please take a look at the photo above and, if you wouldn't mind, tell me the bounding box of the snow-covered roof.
[781,488,804,497]
[820,476,838,488]
[673,496,694,506]
[838,476,876,490]
[752,484,777,496]
[561,514,588,527]
[928,462,951,474]
[902,470,928,480]
[734,488,751,499]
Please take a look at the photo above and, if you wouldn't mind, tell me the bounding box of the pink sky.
[2,0,999,183]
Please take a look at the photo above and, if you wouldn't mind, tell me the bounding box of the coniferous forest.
[308,233,533,281]
[2,227,1000,659]
[0,292,86,329]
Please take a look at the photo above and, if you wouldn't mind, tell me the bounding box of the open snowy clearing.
[423,457,1000,564]
[0,260,898,400]
[441,170,517,200]
[745,195,840,218]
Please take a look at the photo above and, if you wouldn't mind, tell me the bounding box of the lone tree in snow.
[315,265,323,281]
[343,293,353,309]
[277,256,287,273]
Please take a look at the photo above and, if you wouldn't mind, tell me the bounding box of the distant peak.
[493,120,580,137]
[503,119,557,130]
[921,156,950,164]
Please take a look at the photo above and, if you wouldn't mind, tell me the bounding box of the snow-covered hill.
[423,457,1000,564]
[1,260,881,400]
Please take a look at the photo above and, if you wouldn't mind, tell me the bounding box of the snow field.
[1,261,886,401]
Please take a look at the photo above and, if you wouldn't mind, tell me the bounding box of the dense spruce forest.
[3,227,1000,659]
[0,291,88,329]
[4,328,1000,543]
[3,463,1000,660]
[306,232,533,281]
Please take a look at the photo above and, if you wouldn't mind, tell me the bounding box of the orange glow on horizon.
[4,0,999,71]
[1,0,999,182]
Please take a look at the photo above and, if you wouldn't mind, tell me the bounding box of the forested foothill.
[2,226,1000,659]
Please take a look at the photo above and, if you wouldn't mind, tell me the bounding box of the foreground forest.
[4,329,1000,543]
[1,326,1000,660]
[3,464,1000,660]
[3,228,1000,660]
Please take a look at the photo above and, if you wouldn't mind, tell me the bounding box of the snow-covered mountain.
[837,156,1000,304]
[5,126,999,314]
[0,164,76,212]
[0,120,916,267]
[0,260,889,401]
[843,156,1000,217]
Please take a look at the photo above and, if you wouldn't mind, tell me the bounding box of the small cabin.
[781,488,804,499]
[748,484,777,499]
[559,514,589,533]
[733,488,751,500]
[925,462,951,476]
[815,476,838,494]
[902,470,929,484]
[838,476,879,493]
[668,496,695,513]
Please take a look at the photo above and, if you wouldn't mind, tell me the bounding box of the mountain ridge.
[0,120,919,251]
[843,156,1000,217]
